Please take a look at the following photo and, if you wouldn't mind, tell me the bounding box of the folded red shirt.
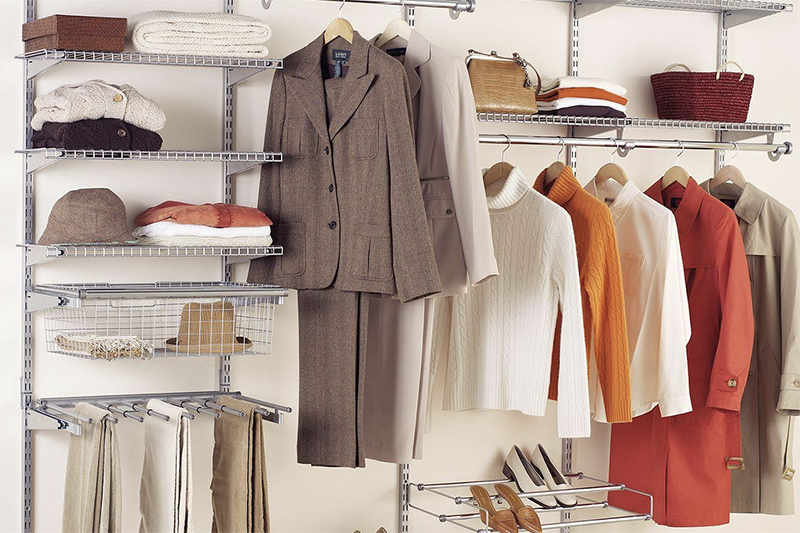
[135,201,272,228]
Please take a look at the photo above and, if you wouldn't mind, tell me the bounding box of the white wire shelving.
[19,244,283,266]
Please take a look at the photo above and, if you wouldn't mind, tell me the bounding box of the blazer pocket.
[352,224,393,281]
[284,119,319,158]
[346,118,379,160]
[276,222,306,276]
[424,196,457,220]
[619,250,645,297]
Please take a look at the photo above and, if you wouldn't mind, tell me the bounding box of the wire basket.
[34,282,288,360]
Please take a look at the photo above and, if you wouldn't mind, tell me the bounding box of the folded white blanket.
[540,77,628,98]
[129,11,272,58]
[536,98,627,113]
[134,221,271,239]
[137,235,274,248]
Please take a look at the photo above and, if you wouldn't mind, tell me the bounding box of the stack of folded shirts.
[134,201,273,247]
[31,80,165,150]
[537,77,628,118]
[128,11,272,58]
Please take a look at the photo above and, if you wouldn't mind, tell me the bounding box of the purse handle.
[663,63,692,72]
[716,60,746,81]
[466,49,542,94]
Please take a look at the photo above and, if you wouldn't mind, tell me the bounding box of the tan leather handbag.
[466,49,541,115]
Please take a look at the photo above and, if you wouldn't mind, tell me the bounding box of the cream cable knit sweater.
[433,167,591,438]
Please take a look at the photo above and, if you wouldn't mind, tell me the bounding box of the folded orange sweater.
[534,166,632,423]
[537,87,628,106]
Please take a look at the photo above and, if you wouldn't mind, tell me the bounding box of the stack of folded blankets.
[537,76,628,118]
[134,201,273,247]
[128,11,272,58]
[31,80,166,150]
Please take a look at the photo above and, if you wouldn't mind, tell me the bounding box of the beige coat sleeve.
[777,212,800,415]
[440,61,498,286]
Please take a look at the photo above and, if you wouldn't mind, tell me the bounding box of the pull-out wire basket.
[30,282,288,360]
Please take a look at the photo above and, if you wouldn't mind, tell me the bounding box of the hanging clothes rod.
[260,0,476,14]
[478,134,793,159]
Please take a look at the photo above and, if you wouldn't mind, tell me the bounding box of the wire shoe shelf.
[30,282,289,360]
[407,472,653,532]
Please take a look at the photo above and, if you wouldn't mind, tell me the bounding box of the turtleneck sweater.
[433,167,591,438]
[534,166,632,424]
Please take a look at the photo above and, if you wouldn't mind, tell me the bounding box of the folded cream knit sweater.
[433,167,591,438]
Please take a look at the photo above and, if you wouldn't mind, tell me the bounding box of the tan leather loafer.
[470,485,519,533]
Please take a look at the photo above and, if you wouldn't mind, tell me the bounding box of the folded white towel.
[32,80,166,132]
[136,235,274,248]
[536,98,627,113]
[540,77,628,98]
[129,11,272,58]
[134,221,272,239]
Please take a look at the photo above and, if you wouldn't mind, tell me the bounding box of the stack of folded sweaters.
[128,11,272,58]
[537,77,628,118]
[134,201,273,247]
[31,80,166,150]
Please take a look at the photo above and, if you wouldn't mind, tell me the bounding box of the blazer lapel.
[403,31,431,100]
[328,33,376,140]
[284,34,329,142]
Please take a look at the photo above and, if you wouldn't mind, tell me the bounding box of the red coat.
[608,178,754,527]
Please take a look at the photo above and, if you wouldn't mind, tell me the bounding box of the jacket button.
[728,378,738,388]
[794,379,800,388]
[328,221,337,229]
[324,146,330,155]
[329,184,334,193]
[446,208,453,215]
[113,94,123,103]
[117,128,127,137]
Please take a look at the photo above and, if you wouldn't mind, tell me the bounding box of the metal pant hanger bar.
[31,390,291,435]
[259,0,476,19]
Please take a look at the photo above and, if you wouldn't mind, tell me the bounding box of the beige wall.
[1,0,799,532]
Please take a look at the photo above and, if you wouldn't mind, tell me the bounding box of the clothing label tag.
[670,197,682,209]
[604,197,615,205]
[332,49,351,61]
[386,47,407,57]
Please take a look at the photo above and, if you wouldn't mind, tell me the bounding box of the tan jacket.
[372,31,498,295]
[248,33,441,303]
[701,180,800,515]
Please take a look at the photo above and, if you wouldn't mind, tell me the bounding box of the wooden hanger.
[545,137,567,185]
[661,141,691,190]
[374,16,411,49]
[484,135,514,188]
[324,0,354,44]
[595,139,628,185]
[709,143,746,191]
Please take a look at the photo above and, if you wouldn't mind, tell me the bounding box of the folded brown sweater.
[32,118,163,151]
[537,87,628,106]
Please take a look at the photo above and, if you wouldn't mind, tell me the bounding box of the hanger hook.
[339,0,346,17]
[730,141,740,163]
[501,134,511,163]
[609,137,619,161]
[398,0,406,16]
[557,136,565,161]
[675,140,685,164]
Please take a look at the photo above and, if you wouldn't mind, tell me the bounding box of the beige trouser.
[363,297,436,464]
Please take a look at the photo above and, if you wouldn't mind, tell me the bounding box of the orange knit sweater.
[534,167,632,423]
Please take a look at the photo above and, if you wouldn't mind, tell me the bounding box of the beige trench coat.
[702,180,800,515]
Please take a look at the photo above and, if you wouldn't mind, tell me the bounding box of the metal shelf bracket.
[227,67,268,86]
[226,159,272,176]
[26,408,82,435]
[722,130,775,143]
[25,291,72,313]
[723,8,781,27]
[23,245,58,266]
[24,149,58,173]
[575,0,623,18]
[25,57,63,79]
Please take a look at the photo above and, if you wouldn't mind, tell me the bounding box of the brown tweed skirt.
[297,288,370,468]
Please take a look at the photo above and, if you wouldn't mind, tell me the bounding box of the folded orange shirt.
[537,87,628,106]
[135,201,272,228]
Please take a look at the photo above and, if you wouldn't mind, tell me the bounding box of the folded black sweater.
[32,118,163,151]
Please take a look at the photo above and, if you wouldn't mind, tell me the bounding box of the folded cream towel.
[140,399,194,533]
[32,80,166,132]
[536,97,627,113]
[63,402,122,533]
[136,235,274,247]
[134,221,272,239]
[129,11,272,58]
[540,77,628,98]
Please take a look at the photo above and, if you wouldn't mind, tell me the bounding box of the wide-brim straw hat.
[166,300,252,354]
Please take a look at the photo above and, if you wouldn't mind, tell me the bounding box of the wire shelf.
[616,0,791,13]
[408,473,653,532]
[20,244,283,265]
[18,148,282,163]
[477,113,791,133]
[18,49,283,69]
[31,282,288,360]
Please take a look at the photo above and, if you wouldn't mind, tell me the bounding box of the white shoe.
[502,445,558,509]
[530,443,577,507]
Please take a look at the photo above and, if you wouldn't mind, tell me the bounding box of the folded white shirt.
[134,221,271,239]
[536,98,627,113]
[540,77,628,98]
[136,235,273,247]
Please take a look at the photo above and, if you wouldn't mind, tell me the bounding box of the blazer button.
[117,128,127,137]
[328,221,337,229]
[728,378,738,388]
[113,94,124,103]
[324,146,330,155]
[794,379,800,388]
[446,208,453,215]
[329,184,334,193]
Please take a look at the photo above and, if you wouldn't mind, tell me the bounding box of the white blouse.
[433,167,591,438]
[585,178,692,420]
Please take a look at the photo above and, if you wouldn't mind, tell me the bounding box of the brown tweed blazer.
[248,32,441,303]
